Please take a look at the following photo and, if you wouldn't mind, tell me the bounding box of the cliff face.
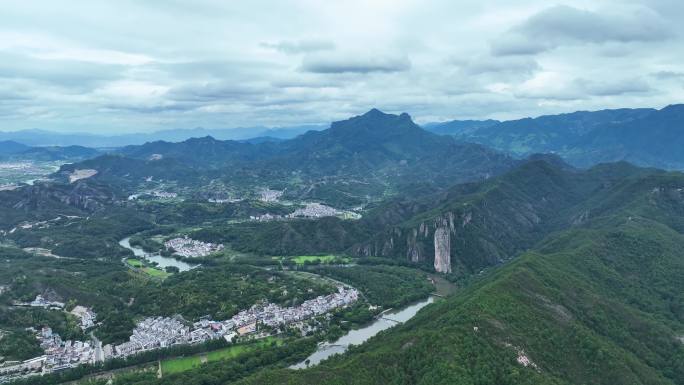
[353,210,467,273]
[433,227,451,273]
[350,161,591,275]
[10,181,117,212]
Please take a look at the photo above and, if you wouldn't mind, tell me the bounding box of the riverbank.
[290,295,435,369]
[119,236,198,273]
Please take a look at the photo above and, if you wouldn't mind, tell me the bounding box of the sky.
[1,0,683,133]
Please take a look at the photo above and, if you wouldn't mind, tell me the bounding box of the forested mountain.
[0,141,100,161]
[63,109,517,206]
[428,105,684,169]
[238,162,684,385]
[187,158,671,280]
[0,125,325,147]
[0,140,30,155]
[15,145,101,161]
[3,111,684,385]
[423,119,500,136]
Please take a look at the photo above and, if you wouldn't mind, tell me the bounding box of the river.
[118,237,197,272]
[290,296,435,369]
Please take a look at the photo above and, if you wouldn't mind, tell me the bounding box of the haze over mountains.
[430,104,684,169]
[3,1,684,384]
[1,104,684,385]
[0,125,325,148]
[4,104,684,172]
[61,109,515,208]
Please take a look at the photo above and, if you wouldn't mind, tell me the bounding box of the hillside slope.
[62,110,517,206]
[434,105,684,170]
[238,168,684,385]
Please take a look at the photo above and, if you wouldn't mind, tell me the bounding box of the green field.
[126,258,170,278]
[294,255,335,264]
[126,258,144,267]
[282,255,351,265]
[143,267,170,279]
[160,338,281,375]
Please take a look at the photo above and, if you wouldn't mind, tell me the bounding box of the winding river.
[291,296,435,369]
[119,237,197,272]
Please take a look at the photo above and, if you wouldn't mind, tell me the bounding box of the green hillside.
[237,173,684,385]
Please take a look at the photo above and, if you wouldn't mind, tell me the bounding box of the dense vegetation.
[0,330,43,361]
[0,251,333,345]
[56,109,516,208]
[238,202,684,384]
[433,104,684,170]
[2,107,684,385]
[310,265,433,308]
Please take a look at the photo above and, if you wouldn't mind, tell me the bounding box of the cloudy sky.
[1,0,683,133]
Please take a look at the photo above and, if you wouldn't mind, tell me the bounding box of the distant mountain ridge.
[0,140,99,161]
[0,140,30,155]
[62,109,518,206]
[0,125,326,148]
[425,104,684,169]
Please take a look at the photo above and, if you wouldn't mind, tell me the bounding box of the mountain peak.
[659,103,684,116]
[363,108,386,117]
[360,109,412,121]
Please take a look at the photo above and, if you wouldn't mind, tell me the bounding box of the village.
[0,287,358,383]
[163,236,224,258]
[250,203,361,222]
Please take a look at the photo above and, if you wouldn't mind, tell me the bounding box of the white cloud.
[0,0,682,132]
[491,5,674,55]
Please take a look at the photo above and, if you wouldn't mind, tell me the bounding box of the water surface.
[291,296,435,369]
[119,237,197,272]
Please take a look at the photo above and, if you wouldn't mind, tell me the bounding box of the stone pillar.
[434,227,451,273]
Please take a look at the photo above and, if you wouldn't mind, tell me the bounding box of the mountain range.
[2,106,684,385]
[0,140,100,161]
[0,125,325,148]
[63,109,516,207]
[427,104,684,169]
[5,104,684,173]
[238,157,684,385]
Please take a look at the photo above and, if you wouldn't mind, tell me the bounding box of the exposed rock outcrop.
[433,227,451,273]
[10,181,117,212]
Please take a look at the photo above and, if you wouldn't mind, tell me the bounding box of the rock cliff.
[433,227,451,273]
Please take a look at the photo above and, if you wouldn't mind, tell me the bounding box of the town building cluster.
[113,316,189,356]
[111,286,358,359]
[0,287,358,383]
[152,191,178,199]
[259,189,283,202]
[288,203,341,218]
[70,306,97,330]
[38,327,98,371]
[164,236,224,258]
[249,213,283,221]
[128,191,178,201]
[234,286,359,329]
[12,294,65,310]
[0,327,101,383]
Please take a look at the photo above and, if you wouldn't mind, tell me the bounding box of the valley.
[4,1,684,383]
[0,109,682,385]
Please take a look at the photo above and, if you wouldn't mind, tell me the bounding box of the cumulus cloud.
[492,5,674,55]
[516,72,652,100]
[166,82,267,102]
[301,54,411,74]
[0,0,682,131]
[0,52,124,90]
[455,55,540,76]
[260,39,335,54]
